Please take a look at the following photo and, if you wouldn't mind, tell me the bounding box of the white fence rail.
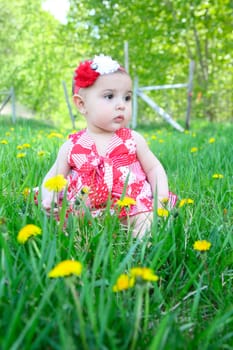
[0,87,16,122]
[132,61,195,131]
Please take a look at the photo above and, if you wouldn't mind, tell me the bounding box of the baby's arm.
[41,140,72,209]
[133,130,169,207]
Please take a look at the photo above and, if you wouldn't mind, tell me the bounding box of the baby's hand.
[42,198,59,217]
[42,198,52,210]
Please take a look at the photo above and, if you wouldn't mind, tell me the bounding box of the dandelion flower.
[190,147,198,153]
[17,224,42,244]
[212,174,224,179]
[130,267,159,282]
[179,198,194,207]
[112,274,135,292]
[48,260,82,278]
[81,186,90,194]
[47,132,63,139]
[116,197,136,208]
[193,240,211,251]
[17,153,26,158]
[37,150,46,157]
[0,139,8,144]
[157,208,169,217]
[208,137,215,144]
[22,187,30,198]
[44,174,67,192]
[22,143,31,148]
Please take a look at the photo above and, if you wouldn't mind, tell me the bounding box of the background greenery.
[0,0,232,126]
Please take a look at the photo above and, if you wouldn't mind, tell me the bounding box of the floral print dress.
[67,128,153,218]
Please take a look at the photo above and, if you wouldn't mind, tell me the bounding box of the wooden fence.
[0,87,16,123]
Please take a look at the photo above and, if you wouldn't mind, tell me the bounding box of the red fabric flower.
[73,61,100,93]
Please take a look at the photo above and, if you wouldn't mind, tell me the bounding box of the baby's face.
[82,72,133,133]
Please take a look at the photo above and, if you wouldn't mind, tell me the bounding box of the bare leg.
[121,212,153,239]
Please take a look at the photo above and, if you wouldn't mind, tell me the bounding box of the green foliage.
[0,0,232,124]
[0,117,232,349]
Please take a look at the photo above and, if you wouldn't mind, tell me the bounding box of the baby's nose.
[116,99,125,109]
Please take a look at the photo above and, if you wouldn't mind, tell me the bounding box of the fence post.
[185,60,195,130]
[10,87,16,123]
[62,80,76,129]
[132,76,138,129]
[124,41,129,73]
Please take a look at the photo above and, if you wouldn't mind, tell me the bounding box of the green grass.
[0,116,233,350]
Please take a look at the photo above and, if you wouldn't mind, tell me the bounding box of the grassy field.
[0,116,232,350]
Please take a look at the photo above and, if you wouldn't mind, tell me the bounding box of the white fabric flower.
[92,54,120,75]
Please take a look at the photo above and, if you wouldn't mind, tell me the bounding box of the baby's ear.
[73,94,86,115]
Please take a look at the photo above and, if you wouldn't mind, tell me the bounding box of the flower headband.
[73,54,124,94]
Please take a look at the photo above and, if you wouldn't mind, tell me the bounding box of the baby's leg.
[122,212,153,239]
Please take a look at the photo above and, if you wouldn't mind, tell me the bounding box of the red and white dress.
[66,128,176,218]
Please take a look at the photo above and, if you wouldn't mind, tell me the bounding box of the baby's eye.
[125,95,132,102]
[104,93,114,100]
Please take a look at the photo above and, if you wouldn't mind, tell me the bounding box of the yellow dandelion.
[212,174,224,179]
[47,132,63,139]
[151,135,157,140]
[190,147,198,153]
[159,139,164,143]
[157,208,169,217]
[208,137,215,144]
[130,267,159,282]
[22,187,30,198]
[0,140,8,144]
[179,198,194,207]
[17,145,23,150]
[116,197,136,208]
[22,143,31,148]
[17,153,26,158]
[5,132,11,136]
[37,150,46,157]
[44,174,67,192]
[17,224,42,244]
[161,197,169,204]
[48,260,82,278]
[80,186,90,194]
[193,240,211,251]
[112,274,135,292]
